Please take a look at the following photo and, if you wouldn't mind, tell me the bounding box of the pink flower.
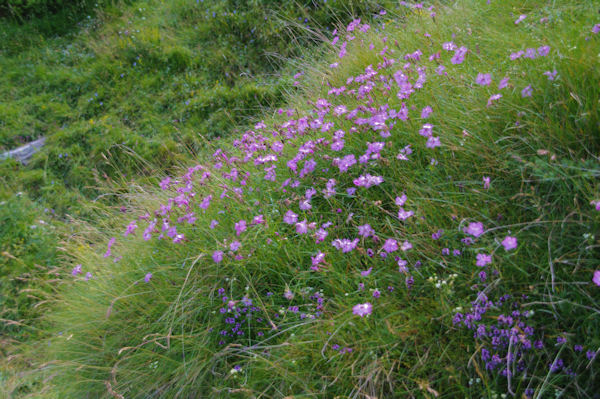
[483,176,491,189]
[212,250,224,263]
[475,73,492,86]
[476,253,492,267]
[498,77,510,89]
[543,70,558,81]
[426,136,441,148]
[591,200,600,211]
[421,106,433,118]
[104,237,116,258]
[295,220,309,234]
[521,85,533,98]
[593,270,600,286]
[234,220,247,236]
[71,264,82,276]
[144,273,152,283]
[382,238,398,253]
[352,302,373,317]
[124,221,137,236]
[501,236,518,251]
[515,14,527,25]
[464,222,485,237]
[487,94,502,107]
[311,251,325,270]
[283,210,298,224]
[230,241,241,252]
[361,267,372,277]
[398,208,414,221]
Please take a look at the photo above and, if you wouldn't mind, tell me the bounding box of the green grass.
[4,0,600,397]
[0,0,392,345]
[0,0,391,213]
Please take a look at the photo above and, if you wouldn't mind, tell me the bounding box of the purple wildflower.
[71,264,82,276]
[234,220,247,236]
[538,45,550,56]
[144,273,152,283]
[451,46,468,64]
[593,270,600,286]
[543,69,558,81]
[464,222,485,237]
[382,238,398,253]
[283,210,298,224]
[483,176,491,189]
[475,73,492,86]
[213,250,224,263]
[421,106,433,118]
[515,14,527,24]
[498,77,510,89]
[361,267,373,277]
[104,237,116,258]
[476,253,492,267]
[487,93,502,107]
[352,302,373,317]
[521,85,533,97]
[501,236,518,251]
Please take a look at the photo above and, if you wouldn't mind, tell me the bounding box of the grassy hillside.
[0,0,391,212]
[4,0,600,398]
[6,0,597,397]
[0,0,393,344]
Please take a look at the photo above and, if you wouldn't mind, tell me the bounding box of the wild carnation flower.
[543,69,558,81]
[487,94,502,107]
[353,174,384,188]
[283,210,298,224]
[398,208,414,220]
[538,45,550,56]
[234,220,247,236]
[483,176,491,189]
[295,220,309,234]
[104,237,116,258]
[421,106,433,118]
[395,194,407,206]
[124,221,137,236]
[464,222,485,237]
[382,238,398,253]
[501,236,518,251]
[442,41,457,51]
[358,224,374,237]
[476,253,492,267]
[352,302,373,317]
[230,241,241,251]
[475,73,492,86]
[426,136,441,148]
[451,46,468,64]
[71,264,82,276]
[592,270,600,286]
[515,14,527,24]
[213,250,224,263]
[144,273,152,283]
[593,24,600,34]
[498,77,510,89]
[361,267,372,277]
[521,85,533,97]
[332,238,359,253]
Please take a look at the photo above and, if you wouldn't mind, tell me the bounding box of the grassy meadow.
[1,0,600,398]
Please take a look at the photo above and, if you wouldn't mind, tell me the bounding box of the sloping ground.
[9,0,600,398]
[0,0,391,214]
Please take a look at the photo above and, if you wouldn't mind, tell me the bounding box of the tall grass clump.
[15,0,600,397]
